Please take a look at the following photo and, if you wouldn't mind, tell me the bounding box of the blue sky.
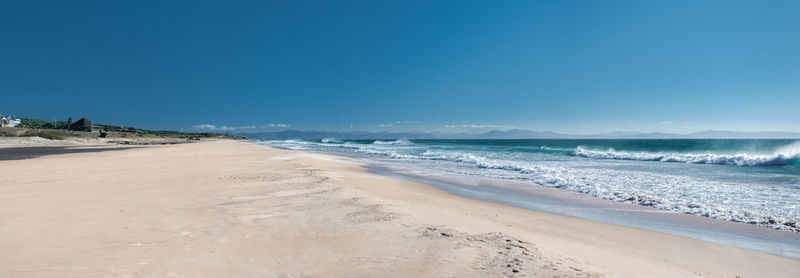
[2,0,798,134]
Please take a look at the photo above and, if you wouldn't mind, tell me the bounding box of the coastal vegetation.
[21,130,65,140]
[2,117,248,142]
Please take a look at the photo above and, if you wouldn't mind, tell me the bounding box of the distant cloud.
[192,123,288,131]
[192,124,237,131]
[373,120,420,128]
[395,120,420,124]
[260,123,290,128]
[193,124,217,130]
[660,121,673,125]
[444,124,515,130]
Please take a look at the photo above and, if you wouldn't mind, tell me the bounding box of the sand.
[1,140,798,277]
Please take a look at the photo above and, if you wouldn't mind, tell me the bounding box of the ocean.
[259,138,800,234]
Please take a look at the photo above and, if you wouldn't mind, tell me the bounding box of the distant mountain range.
[239,129,800,140]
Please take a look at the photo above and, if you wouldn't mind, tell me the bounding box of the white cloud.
[444,124,515,129]
[374,121,419,128]
[192,124,274,131]
[660,121,673,125]
[192,124,236,131]
[193,124,217,130]
[261,123,290,128]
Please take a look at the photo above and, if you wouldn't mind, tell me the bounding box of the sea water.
[259,139,800,233]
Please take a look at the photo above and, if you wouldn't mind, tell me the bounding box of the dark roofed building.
[69,117,97,132]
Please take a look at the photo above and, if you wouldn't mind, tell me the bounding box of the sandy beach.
[1,140,798,277]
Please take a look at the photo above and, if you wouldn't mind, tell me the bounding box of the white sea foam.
[417,152,800,232]
[572,145,800,166]
[321,138,342,143]
[372,139,413,145]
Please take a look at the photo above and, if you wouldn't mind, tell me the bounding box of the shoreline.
[1,140,798,277]
[260,139,800,258]
[364,162,800,259]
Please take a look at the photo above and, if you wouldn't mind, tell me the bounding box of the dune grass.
[21,130,64,140]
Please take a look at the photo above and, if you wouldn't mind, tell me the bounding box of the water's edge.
[259,139,800,233]
[362,162,800,259]
[259,142,800,259]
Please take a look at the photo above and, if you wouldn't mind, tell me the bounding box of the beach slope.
[0,141,797,277]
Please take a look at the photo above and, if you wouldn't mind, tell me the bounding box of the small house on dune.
[69,117,99,132]
[1,116,21,127]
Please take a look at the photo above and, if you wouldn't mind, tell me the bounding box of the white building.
[1,116,21,127]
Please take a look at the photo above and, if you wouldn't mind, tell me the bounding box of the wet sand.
[366,163,800,259]
[0,146,133,160]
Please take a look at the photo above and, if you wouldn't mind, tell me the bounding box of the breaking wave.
[321,138,342,143]
[372,139,413,145]
[572,143,800,166]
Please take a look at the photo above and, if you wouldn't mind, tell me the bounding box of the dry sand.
[1,140,798,277]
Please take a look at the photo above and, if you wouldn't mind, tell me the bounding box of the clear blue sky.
[2,0,798,134]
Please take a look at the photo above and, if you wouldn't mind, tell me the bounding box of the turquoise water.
[260,139,800,232]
